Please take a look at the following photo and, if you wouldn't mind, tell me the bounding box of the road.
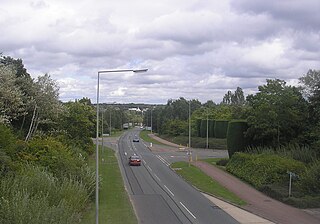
[116,129,239,224]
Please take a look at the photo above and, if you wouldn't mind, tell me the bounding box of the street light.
[95,68,147,224]
[188,100,191,148]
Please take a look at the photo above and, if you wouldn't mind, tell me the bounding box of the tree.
[231,87,245,105]
[299,70,320,149]
[222,87,245,106]
[59,100,95,154]
[25,74,62,141]
[246,79,308,146]
[0,65,25,123]
[299,69,320,98]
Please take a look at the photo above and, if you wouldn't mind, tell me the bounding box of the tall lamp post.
[188,100,191,148]
[96,68,147,224]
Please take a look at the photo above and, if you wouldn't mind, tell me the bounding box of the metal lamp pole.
[188,100,191,148]
[96,68,147,224]
[151,108,153,134]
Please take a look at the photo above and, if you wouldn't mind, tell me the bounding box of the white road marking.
[146,165,153,172]
[164,185,174,196]
[143,160,146,165]
[156,155,170,166]
[154,174,161,182]
[180,202,196,219]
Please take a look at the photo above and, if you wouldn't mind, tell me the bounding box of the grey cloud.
[231,0,320,31]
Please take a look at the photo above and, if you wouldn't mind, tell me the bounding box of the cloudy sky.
[1,0,320,104]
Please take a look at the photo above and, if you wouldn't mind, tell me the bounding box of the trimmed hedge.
[209,120,215,138]
[196,119,202,137]
[227,120,248,157]
[200,119,207,138]
[226,153,306,188]
[214,120,229,138]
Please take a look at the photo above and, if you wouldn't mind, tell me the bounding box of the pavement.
[147,133,320,224]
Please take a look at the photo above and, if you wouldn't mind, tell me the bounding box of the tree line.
[145,70,320,152]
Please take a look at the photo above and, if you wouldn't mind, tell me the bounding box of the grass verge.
[160,135,227,149]
[171,161,246,206]
[80,146,138,224]
[140,130,165,145]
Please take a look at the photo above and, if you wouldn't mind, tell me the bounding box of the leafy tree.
[299,70,320,149]
[59,100,95,154]
[222,87,245,106]
[25,74,62,141]
[232,87,246,105]
[299,69,320,98]
[0,65,25,123]
[246,79,308,146]
[162,119,188,136]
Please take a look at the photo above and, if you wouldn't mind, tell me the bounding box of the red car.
[129,155,141,166]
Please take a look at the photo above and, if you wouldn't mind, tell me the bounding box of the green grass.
[110,130,125,137]
[159,135,227,149]
[80,147,138,224]
[201,158,224,165]
[139,130,165,145]
[171,161,246,206]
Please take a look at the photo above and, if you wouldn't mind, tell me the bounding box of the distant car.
[129,155,141,166]
[133,136,140,142]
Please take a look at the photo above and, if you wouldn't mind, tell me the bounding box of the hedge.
[196,119,202,137]
[200,119,207,138]
[214,120,229,138]
[227,120,248,157]
[226,153,306,188]
[209,120,215,138]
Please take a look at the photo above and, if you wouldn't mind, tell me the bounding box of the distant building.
[128,107,142,112]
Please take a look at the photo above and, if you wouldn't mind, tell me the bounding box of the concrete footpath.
[148,134,320,224]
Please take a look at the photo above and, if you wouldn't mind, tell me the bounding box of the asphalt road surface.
[116,129,239,224]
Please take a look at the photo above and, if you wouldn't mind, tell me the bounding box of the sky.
[1,0,320,104]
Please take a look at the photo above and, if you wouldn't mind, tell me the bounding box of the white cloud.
[1,0,319,104]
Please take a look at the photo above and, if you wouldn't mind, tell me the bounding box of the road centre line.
[179,202,196,219]
[164,185,174,197]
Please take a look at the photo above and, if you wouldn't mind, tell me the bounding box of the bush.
[17,137,95,198]
[299,160,320,195]
[226,153,306,188]
[214,120,229,138]
[245,144,318,164]
[216,158,229,166]
[0,164,90,224]
[227,120,248,157]
[0,124,16,155]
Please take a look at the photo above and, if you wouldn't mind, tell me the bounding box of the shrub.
[0,164,89,224]
[214,120,229,138]
[299,160,320,195]
[0,124,16,155]
[245,144,318,164]
[216,158,229,166]
[17,137,95,197]
[226,153,306,188]
[227,120,248,157]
